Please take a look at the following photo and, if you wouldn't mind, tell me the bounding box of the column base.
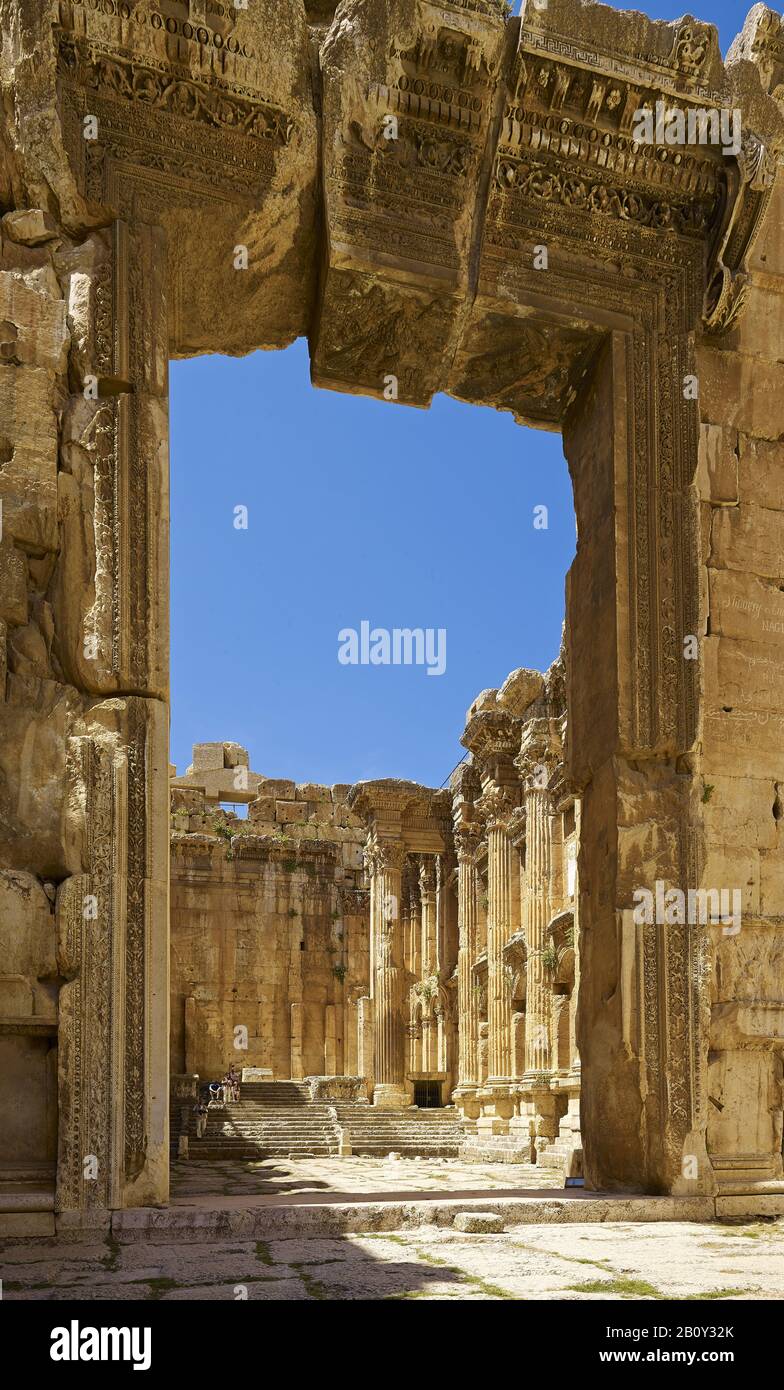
[452,1085,481,1122]
[372,1083,409,1110]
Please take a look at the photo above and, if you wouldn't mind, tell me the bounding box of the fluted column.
[483,791,514,1083]
[455,830,480,1087]
[419,856,437,978]
[408,873,422,980]
[524,784,552,1075]
[370,840,407,1108]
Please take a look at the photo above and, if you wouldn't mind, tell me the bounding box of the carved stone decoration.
[56,695,168,1212]
[52,0,319,355]
[704,132,777,333]
[450,312,601,427]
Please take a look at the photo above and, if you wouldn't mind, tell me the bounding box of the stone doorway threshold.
[104,1157,784,1241]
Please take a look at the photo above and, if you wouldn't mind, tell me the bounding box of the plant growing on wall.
[540,943,560,973]
[414,974,438,1002]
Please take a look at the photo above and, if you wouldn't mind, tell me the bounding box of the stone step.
[173,1085,466,1160]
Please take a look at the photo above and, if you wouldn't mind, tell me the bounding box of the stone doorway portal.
[1,0,783,1228]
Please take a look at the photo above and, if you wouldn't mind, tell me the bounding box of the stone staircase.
[178,1080,465,1160]
[331,1104,464,1158]
[184,1082,340,1159]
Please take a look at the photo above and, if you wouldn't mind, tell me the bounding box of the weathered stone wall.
[169,746,370,1084]
[695,145,784,1192]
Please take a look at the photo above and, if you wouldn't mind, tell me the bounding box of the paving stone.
[453,1212,505,1233]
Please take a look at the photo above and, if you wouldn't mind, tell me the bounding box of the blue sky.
[170,0,750,791]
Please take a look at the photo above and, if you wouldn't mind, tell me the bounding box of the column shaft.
[371,844,406,1106]
[487,819,513,1081]
[524,787,552,1073]
[457,847,480,1086]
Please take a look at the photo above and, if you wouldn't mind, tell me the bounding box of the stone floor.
[170,1155,563,1204]
[2,1217,783,1300]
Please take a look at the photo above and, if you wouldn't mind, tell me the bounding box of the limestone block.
[2,210,59,246]
[0,867,57,1011]
[708,570,784,647]
[704,635,784,714]
[343,842,364,871]
[249,796,276,822]
[748,178,784,277]
[171,788,204,813]
[706,1048,779,1179]
[760,851,784,914]
[276,799,306,824]
[712,922,784,1008]
[331,785,351,803]
[222,743,249,768]
[497,668,545,715]
[0,271,67,372]
[180,768,263,802]
[697,346,784,439]
[0,975,33,1013]
[0,679,78,879]
[701,847,759,917]
[453,1211,504,1233]
[696,424,738,505]
[260,779,296,799]
[7,607,52,680]
[738,434,784,512]
[702,709,784,780]
[0,541,27,626]
[297,783,331,803]
[0,365,59,553]
[722,282,784,362]
[0,1033,57,1168]
[711,502,784,580]
[701,774,778,852]
[189,743,226,772]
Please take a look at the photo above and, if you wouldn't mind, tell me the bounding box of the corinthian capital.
[478,787,513,832]
[454,828,479,864]
[375,839,406,873]
[418,855,437,896]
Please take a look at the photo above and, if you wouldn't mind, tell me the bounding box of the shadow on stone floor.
[0,1231,479,1301]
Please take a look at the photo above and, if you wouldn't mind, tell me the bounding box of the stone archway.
[1,0,782,1222]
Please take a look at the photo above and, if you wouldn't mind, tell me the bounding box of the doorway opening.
[168,339,578,1178]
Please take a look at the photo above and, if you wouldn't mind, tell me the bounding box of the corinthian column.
[483,791,514,1083]
[370,840,408,1108]
[418,856,437,977]
[455,829,480,1088]
[523,779,553,1076]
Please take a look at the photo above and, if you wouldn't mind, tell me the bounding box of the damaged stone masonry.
[0,0,783,1234]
